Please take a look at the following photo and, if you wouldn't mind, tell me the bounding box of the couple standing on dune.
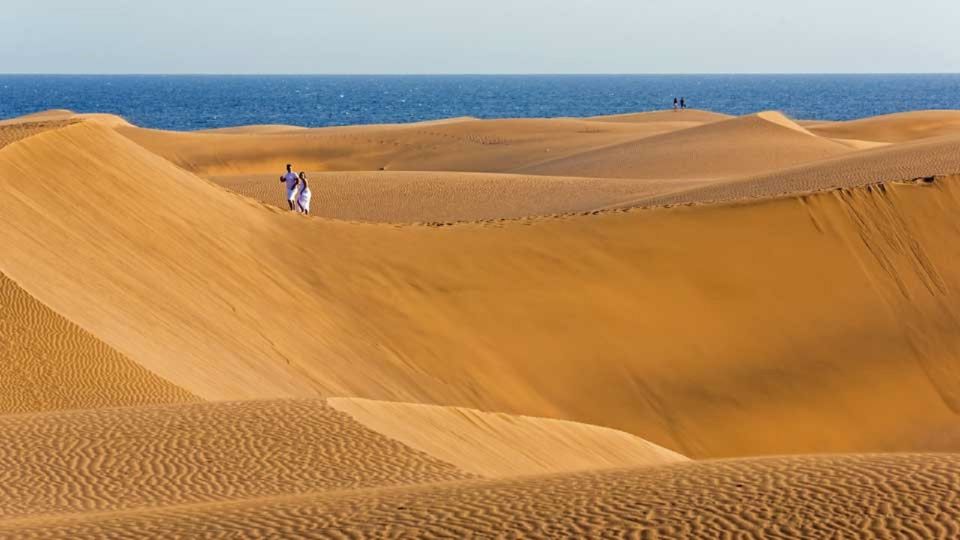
[280,164,312,215]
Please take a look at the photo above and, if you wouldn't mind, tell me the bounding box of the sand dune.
[520,112,856,179]
[3,118,960,459]
[0,272,195,414]
[810,110,960,143]
[635,132,960,207]
[209,170,710,222]
[329,398,686,477]
[0,109,76,126]
[0,120,76,150]
[4,107,960,538]
[6,454,958,539]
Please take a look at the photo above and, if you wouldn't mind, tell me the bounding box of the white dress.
[298,186,312,212]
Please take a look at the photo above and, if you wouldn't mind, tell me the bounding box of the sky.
[3,0,959,74]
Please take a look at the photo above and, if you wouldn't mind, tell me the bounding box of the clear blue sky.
[3,0,959,74]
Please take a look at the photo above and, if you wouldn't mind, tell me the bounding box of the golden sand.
[2,108,960,537]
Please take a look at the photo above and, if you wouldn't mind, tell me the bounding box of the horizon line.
[2,72,960,77]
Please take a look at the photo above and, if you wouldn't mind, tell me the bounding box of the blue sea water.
[2,75,960,131]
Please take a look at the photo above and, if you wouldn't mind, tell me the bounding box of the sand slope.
[0,120,76,150]
[810,110,960,143]
[6,454,959,539]
[0,109,76,126]
[636,132,960,207]
[329,398,686,477]
[519,112,855,179]
[0,272,195,414]
[3,119,960,459]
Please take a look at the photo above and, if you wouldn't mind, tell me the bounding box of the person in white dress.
[279,163,300,211]
[297,172,312,215]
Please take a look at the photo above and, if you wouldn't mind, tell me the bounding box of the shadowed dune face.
[3,120,960,459]
[6,454,959,539]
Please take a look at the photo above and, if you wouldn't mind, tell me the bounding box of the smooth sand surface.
[4,108,960,537]
[5,454,958,539]
[519,112,855,180]
[809,110,960,143]
[634,131,960,207]
[329,398,687,477]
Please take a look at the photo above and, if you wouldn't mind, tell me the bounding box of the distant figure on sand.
[680,97,687,109]
[280,164,300,211]
[297,172,312,215]
[673,97,679,111]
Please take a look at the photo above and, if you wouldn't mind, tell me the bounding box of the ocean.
[2,74,960,131]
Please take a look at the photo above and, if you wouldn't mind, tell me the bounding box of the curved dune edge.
[0,398,678,521]
[0,271,197,414]
[4,454,959,538]
[810,109,960,143]
[0,119,78,151]
[515,111,856,180]
[328,398,687,478]
[632,133,960,209]
[0,400,477,521]
[3,120,960,459]
[755,110,817,135]
[0,109,77,126]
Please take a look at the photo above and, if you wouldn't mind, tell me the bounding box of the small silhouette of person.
[673,97,679,111]
[680,97,687,109]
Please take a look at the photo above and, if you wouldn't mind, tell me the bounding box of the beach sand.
[2,108,960,537]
